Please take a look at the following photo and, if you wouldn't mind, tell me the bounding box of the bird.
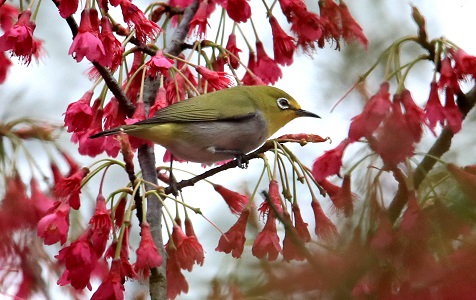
[91,85,320,164]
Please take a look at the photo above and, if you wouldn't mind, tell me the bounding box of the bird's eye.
[277,97,290,110]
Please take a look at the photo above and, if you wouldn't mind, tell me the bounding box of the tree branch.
[139,1,200,299]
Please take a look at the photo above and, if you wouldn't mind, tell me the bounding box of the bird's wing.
[135,87,257,125]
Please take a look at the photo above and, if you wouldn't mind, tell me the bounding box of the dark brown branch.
[91,61,136,116]
[162,139,297,195]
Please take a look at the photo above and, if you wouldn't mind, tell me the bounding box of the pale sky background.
[1,0,476,298]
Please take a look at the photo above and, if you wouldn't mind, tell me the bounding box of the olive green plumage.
[91,85,319,163]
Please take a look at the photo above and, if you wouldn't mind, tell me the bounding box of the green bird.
[91,85,320,164]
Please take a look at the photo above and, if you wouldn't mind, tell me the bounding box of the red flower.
[195,65,234,91]
[91,259,125,300]
[311,200,337,239]
[189,0,214,37]
[252,214,282,261]
[370,98,415,167]
[0,9,41,64]
[291,9,323,51]
[64,90,94,133]
[56,0,79,18]
[337,174,355,217]
[438,56,460,92]
[0,51,12,83]
[212,55,226,72]
[443,87,463,133]
[213,184,249,215]
[89,193,112,256]
[134,222,163,278]
[98,17,123,69]
[312,138,350,181]
[292,204,311,242]
[30,177,54,219]
[318,0,341,47]
[242,52,265,86]
[68,9,105,63]
[149,86,168,117]
[114,197,127,227]
[104,97,127,130]
[370,212,395,251]
[258,179,283,217]
[60,149,80,177]
[54,167,89,210]
[122,51,143,101]
[339,1,368,49]
[37,202,70,245]
[425,81,446,130]
[318,178,341,208]
[172,224,204,271]
[254,41,282,84]
[225,33,242,69]
[56,229,98,290]
[105,227,137,279]
[225,0,251,23]
[283,210,310,262]
[166,245,189,299]
[216,208,250,258]
[124,100,154,149]
[72,100,108,157]
[400,193,428,241]
[401,89,426,143]
[0,4,19,31]
[278,0,305,23]
[120,0,161,43]
[348,82,391,142]
[147,51,174,78]
[450,48,476,78]
[269,16,296,66]
[1,176,37,231]
[184,218,205,266]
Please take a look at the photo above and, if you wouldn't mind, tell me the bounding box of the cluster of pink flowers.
[311,45,474,214]
[214,180,337,263]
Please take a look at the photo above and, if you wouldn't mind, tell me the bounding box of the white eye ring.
[277,97,290,109]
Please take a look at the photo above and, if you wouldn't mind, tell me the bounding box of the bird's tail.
[90,127,124,139]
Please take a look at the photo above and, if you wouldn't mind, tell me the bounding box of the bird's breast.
[133,113,269,164]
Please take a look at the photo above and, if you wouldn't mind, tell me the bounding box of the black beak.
[295,109,321,118]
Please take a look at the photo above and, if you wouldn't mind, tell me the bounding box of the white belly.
[165,116,268,164]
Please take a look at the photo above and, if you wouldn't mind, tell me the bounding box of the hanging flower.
[269,16,296,66]
[254,41,282,84]
[225,33,242,69]
[252,214,281,261]
[134,222,163,278]
[312,139,351,181]
[0,9,42,64]
[213,184,249,215]
[216,208,250,258]
[68,9,105,63]
[348,82,391,142]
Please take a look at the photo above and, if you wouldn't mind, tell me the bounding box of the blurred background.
[1,0,476,298]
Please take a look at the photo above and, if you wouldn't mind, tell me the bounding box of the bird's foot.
[235,154,249,169]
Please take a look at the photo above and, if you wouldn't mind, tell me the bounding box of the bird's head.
[251,86,320,136]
